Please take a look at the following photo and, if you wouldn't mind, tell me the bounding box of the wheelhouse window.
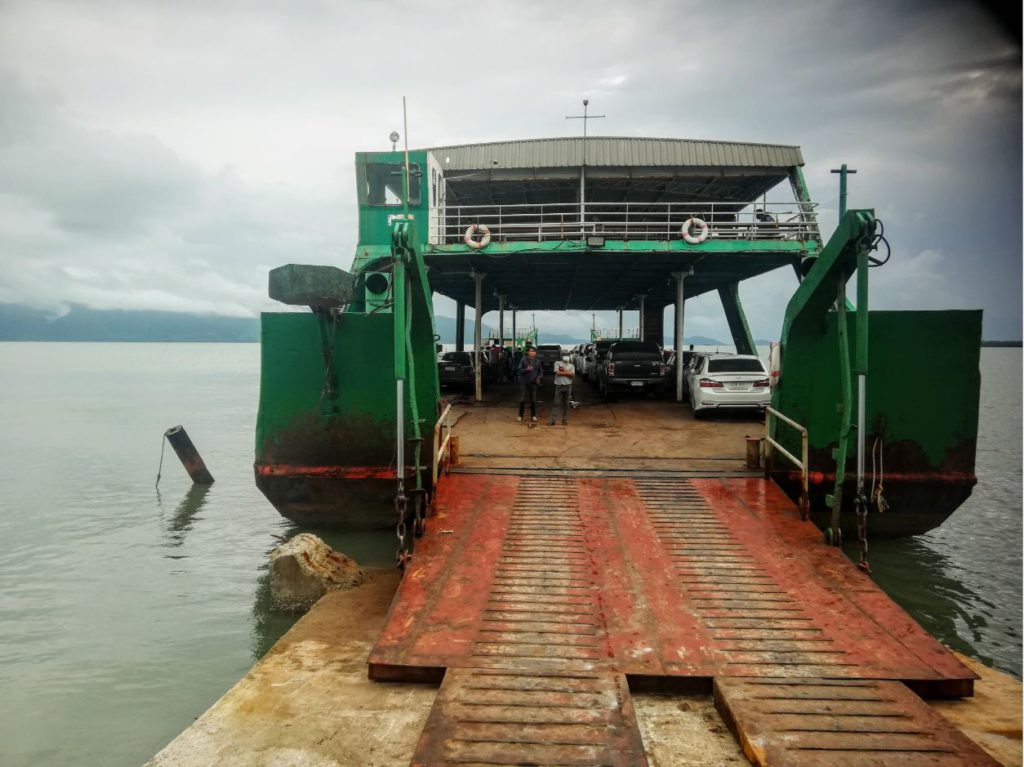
[364,163,421,206]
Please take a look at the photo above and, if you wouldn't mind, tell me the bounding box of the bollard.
[745,436,763,470]
[164,426,215,484]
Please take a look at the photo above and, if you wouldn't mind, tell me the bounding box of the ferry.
[253,135,981,545]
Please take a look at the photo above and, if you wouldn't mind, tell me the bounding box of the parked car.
[597,340,665,400]
[664,350,700,398]
[689,354,770,417]
[535,344,563,372]
[683,352,713,398]
[587,340,617,386]
[437,351,476,390]
[577,343,595,380]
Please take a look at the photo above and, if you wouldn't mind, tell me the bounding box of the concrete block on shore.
[270,534,365,610]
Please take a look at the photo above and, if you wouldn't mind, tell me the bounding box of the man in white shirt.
[548,353,575,426]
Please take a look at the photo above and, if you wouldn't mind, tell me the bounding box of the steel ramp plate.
[411,668,648,767]
[369,474,975,695]
[714,677,999,766]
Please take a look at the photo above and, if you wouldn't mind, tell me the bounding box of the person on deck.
[516,347,542,422]
[549,353,575,426]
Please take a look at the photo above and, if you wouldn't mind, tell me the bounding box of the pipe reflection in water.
[163,484,211,548]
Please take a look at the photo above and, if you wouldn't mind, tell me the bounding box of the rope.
[155,433,167,488]
[871,437,889,513]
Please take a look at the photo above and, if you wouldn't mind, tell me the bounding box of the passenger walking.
[516,347,542,422]
[549,353,575,426]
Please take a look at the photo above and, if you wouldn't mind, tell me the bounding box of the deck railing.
[432,401,454,487]
[428,201,819,245]
[764,406,810,520]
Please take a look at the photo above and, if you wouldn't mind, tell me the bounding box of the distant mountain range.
[0,304,260,342]
[3,305,1014,346]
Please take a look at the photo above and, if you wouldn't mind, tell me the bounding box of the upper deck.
[352,136,821,313]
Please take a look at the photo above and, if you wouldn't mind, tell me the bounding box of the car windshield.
[708,358,765,373]
[442,352,472,364]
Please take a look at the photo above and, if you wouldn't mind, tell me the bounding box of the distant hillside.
[0,304,260,342]
[0,304,758,347]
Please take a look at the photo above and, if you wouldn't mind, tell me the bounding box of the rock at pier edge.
[269,533,365,610]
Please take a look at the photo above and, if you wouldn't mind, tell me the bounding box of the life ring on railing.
[681,217,709,244]
[768,341,781,388]
[464,223,491,249]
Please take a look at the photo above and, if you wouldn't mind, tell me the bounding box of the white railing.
[429,201,820,245]
[764,406,810,520]
[432,402,454,486]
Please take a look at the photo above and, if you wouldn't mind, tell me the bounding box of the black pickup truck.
[597,341,665,400]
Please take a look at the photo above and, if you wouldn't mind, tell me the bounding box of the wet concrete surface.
[148,568,1020,767]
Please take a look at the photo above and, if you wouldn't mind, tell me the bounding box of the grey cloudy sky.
[0,0,1019,339]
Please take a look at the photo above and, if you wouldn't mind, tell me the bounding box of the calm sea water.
[0,343,1019,767]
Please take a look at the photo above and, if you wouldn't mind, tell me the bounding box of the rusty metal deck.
[370,473,985,765]
[715,677,998,766]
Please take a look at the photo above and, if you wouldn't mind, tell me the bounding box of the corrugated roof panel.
[427,137,803,171]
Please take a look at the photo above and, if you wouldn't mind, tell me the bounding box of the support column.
[455,301,465,351]
[473,272,485,402]
[498,294,505,350]
[718,282,756,355]
[637,295,645,341]
[512,309,517,347]
[672,272,687,402]
[618,308,623,339]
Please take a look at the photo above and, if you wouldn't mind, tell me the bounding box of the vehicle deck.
[368,381,997,765]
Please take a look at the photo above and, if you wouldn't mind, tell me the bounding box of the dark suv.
[598,340,665,399]
[535,344,563,372]
[437,351,475,390]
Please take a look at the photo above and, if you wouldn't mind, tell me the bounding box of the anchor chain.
[855,492,870,573]
[395,489,411,570]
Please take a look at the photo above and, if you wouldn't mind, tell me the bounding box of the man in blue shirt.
[516,347,542,422]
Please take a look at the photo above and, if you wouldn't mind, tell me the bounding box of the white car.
[689,354,770,417]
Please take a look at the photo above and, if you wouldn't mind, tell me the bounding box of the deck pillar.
[498,294,505,351]
[618,308,623,339]
[672,272,687,402]
[719,282,756,355]
[511,309,517,348]
[473,272,485,402]
[455,301,465,351]
[637,295,645,341]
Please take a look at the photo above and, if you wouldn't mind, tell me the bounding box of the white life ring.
[768,341,781,387]
[464,223,491,249]
[681,217,709,245]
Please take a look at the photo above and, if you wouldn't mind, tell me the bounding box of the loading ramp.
[370,473,996,766]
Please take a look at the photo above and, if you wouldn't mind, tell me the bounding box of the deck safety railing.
[432,402,454,486]
[764,406,810,520]
[428,201,819,245]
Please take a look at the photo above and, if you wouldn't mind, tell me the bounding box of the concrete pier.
[148,386,1022,766]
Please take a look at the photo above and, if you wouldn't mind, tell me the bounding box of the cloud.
[0,73,347,317]
[0,0,1018,339]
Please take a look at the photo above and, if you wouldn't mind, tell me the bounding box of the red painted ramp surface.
[370,474,975,694]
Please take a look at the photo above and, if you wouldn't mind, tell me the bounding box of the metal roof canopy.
[430,137,802,207]
[425,248,799,312]
[428,136,804,170]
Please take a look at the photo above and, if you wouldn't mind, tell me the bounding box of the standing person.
[516,347,542,422]
[549,352,575,426]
